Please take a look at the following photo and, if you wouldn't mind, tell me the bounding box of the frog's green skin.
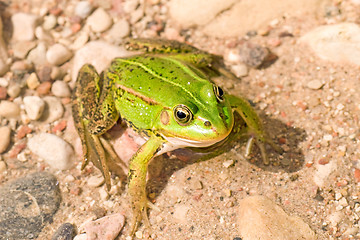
[72,38,282,235]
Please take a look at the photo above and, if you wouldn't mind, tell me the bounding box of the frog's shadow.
[146,115,307,199]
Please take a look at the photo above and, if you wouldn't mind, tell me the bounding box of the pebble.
[0,172,61,239]
[42,96,64,123]
[7,84,21,98]
[26,72,40,90]
[0,18,9,76]
[301,22,360,66]
[239,43,271,68]
[51,80,71,98]
[87,174,105,187]
[87,8,113,33]
[0,101,20,118]
[0,126,11,153]
[27,42,48,66]
[231,64,248,77]
[28,133,75,170]
[72,41,133,81]
[71,31,89,50]
[223,159,235,168]
[81,213,125,240]
[306,79,323,90]
[23,96,46,120]
[237,196,316,239]
[105,19,130,44]
[12,41,37,59]
[0,86,6,99]
[51,223,76,240]
[173,204,190,223]
[11,13,39,41]
[75,1,93,19]
[0,160,6,173]
[46,44,73,66]
[37,81,52,95]
[43,14,57,31]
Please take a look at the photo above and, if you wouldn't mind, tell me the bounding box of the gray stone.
[41,96,64,123]
[51,223,76,240]
[238,196,316,240]
[0,172,61,240]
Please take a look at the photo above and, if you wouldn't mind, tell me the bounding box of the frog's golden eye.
[174,105,193,125]
[213,85,224,102]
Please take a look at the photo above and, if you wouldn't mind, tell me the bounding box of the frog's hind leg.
[72,64,121,189]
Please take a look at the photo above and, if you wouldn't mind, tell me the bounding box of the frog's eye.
[213,85,224,102]
[174,105,193,125]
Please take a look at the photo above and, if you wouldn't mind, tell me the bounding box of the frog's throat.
[156,134,228,156]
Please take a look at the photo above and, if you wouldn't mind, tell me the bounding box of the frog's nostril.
[204,121,211,127]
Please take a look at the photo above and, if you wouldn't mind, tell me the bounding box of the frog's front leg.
[72,64,120,188]
[227,94,283,164]
[128,133,166,235]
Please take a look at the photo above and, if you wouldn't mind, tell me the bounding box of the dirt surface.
[1,0,360,239]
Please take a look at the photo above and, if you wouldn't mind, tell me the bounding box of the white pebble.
[23,96,45,120]
[223,159,235,168]
[43,14,57,30]
[51,80,71,97]
[46,44,73,66]
[27,42,48,66]
[306,80,323,90]
[336,103,345,110]
[0,101,20,119]
[87,174,105,187]
[99,188,109,200]
[231,64,248,78]
[105,19,130,43]
[323,134,333,142]
[75,1,93,19]
[28,133,75,170]
[7,84,21,98]
[26,72,40,90]
[87,8,113,33]
[42,96,64,123]
[0,126,11,153]
[11,13,39,41]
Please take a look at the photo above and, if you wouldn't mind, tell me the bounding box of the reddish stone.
[0,87,7,99]
[52,120,67,133]
[36,81,52,95]
[16,125,32,139]
[9,142,27,158]
[318,158,329,165]
[354,168,360,183]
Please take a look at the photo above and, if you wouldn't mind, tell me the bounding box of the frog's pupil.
[177,110,187,119]
[218,87,224,97]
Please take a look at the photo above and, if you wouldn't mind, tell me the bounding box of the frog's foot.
[245,135,283,165]
[130,195,151,236]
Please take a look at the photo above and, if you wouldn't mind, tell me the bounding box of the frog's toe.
[130,201,151,236]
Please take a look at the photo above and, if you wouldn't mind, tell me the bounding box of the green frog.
[72,38,282,235]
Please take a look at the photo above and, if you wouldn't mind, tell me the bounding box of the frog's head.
[155,83,234,148]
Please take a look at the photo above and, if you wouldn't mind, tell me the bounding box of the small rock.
[27,42,48,66]
[43,14,57,31]
[71,31,89,50]
[51,80,71,98]
[81,213,125,240]
[11,60,33,72]
[87,174,105,187]
[37,81,52,95]
[73,233,87,240]
[0,126,11,153]
[130,8,144,24]
[0,86,6,99]
[87,8,113,33]
[36,65,52,82]
[35,26,54,42]
[105,19,130,44]
[42,96,64,123]
[0,101,20,118]
[99,188,109,201]
[301,22,360,66]
[75,1,93,19]
[0,161,6,173]
[223,159,235,168]
[23,96,46,120]
[306,79,323,90]
[46,44,73,66]
[238,196,316,239]
[173,204,190,223]
[12,41,37,59]
[11,13,39,41]
[239,43,272,68]
[26,72,40,90]
[51,223,76,240]
[7,84,21,98]
[72,41,133,81]
[0,172,61,239]
[28,133,75,170]
[354,168,360,183]
[16,125,32,139]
